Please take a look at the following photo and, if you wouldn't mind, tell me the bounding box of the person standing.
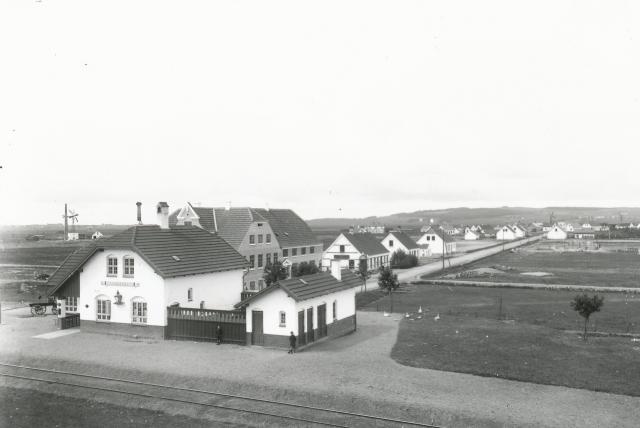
[216,325,223,345]
[288,331,297,354]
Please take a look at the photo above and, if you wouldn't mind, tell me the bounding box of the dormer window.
[123,256,135,277]
[389,240,394,247]
[107,255,118,276]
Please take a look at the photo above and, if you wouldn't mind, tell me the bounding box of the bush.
[292,261,320,277]
[390,250,418,269]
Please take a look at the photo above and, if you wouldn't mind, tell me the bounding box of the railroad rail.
[0,362,442,428]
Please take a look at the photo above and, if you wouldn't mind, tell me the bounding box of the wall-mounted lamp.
[114,290,123,305]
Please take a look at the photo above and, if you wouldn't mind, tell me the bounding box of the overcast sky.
[1,1,639,225]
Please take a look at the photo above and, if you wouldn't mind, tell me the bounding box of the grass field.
[425,245,640,288]
[359,283,640,396]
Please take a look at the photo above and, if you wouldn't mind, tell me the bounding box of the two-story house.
[322,233,389,271]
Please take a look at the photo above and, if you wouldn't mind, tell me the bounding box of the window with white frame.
[107,256,118,276]
[333,300,337,320]
[123,256,135,277]
[131,297,147,324]
[279,311,286,327]
[96,297,111,321]
[188,287,193,302]
[65,296,78,313]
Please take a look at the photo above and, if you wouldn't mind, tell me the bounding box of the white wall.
[322,233,388,269]
[79,249,166,326]
[164,269,245,311]
[547,227,568,240]
[496,228,517,240]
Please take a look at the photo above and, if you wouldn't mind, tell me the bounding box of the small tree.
[263,260,288,287]
[378,265,399,312]
[357,257,371,292]
[571,294,604,341]
[292,261,320,277]
[390,249,418,269]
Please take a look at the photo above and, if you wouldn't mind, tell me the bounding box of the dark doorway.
[298,310,306,346]
[306,307,314,343]
[317,304,327,338]
[252,310,264,345]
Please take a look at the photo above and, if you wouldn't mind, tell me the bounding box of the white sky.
[1,1,639,225]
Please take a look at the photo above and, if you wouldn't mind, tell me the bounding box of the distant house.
[496,226,517,241]
[511,224,527,238]
[417,226,456,255]
[91,231,104,240]
[542,224,553,232]
[67,232,79,241]
[464,227,480,240]
[351,224,385,234]
[581,223,592,229]
[322,233,389,272]
[380,231,420,257]
[547,224,568,240]
[571,230,595,240]
[236,263,360,348]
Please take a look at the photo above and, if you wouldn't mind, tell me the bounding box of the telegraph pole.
[442,230,445,270]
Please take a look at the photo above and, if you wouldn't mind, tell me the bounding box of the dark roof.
[168,205,217,232]
[341,233,388,255]
[253,209,320,248]
[47,225,248,294]
[235,270,360,307]
[387,231,419,250]
[421,226,454,242]
[213,208,265,249]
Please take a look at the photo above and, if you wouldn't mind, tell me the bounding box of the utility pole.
[442,231,445,270]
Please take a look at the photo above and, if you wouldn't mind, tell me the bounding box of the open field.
[424,242,640,288]
[359,283,640,396]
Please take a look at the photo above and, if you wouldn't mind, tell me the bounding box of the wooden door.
[251,311,264,345]
[298,310,306,346]
[306,307,314,343]
[317,304,327,338]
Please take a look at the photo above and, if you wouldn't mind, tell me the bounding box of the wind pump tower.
[62,203,79,240]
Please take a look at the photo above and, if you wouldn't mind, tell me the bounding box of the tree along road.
[361,235,543,290]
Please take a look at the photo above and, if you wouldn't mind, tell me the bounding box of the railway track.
[0,362,442,427]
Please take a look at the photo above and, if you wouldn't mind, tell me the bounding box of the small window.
[96,297,111,321]
[249,255,255,269]
[266,234,271,243]
[273,252,278,262]
[301,247,306,255]
[258,254,263,268]
[258,279,264,290]
[132,298,147,324]
[389,240,394,247]
[279,311,286,327]
[65,296,78,313]
[292,248,298,256]
[188,288,193,302]
[249,235,255,245]
[123,256,134,277]
[310,246,315,254]
[339,245,345,253]
[250,281,256,290]
[258,234,263,244]
[283,249,289,257]
[333,300,337,320]
[348,260,354,269]
[107,256,118,276]
[266,253,272,265]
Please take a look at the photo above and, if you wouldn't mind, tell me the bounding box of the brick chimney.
[330,260,342,281]
[157,202,170,229]
[136,202,142,224]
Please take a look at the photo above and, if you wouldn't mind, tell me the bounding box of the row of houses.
[47,202,354,351]
[321,226,457,272]
[495,224,527,241]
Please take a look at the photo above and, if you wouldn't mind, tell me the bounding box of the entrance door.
[306,307,314,343]
[251,311,264,345]
[298,310,306,346]
[317,304,327,338]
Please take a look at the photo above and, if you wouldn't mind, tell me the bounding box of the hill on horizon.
[307,206,640,230]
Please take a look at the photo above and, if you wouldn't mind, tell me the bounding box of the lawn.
[359,283,640,396]
[424,246,640,288]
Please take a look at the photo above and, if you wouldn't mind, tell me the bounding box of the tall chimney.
[136,202,142,225]
[330,260,342,281]
[157,202,169,229]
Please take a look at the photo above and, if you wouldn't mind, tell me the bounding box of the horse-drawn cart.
[29,298,58,316]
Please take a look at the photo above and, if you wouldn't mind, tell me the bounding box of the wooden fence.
[165,307,246,344]
[60,313,80,330]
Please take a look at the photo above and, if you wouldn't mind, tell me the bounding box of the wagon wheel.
[35,305,46,316]
[30,306,37,316]
[51,305,59,315]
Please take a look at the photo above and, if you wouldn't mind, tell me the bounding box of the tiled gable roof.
[212,208,256,249]
[253,209,320,248]
[47,225,247,294]
[387,231,419,250]
[422,226,454,242]
[342,233,389,255]
[235,270,360,307]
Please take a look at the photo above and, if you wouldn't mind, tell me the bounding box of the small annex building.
[236,262,360,348]
[496,225,517,241]
[380,231,420,257]
[322,233,389,272]
[512,224,527,238]
[464,227,480,240]
[47,202,248,339]
[547,224,568,240]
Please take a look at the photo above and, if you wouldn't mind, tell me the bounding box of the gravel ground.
[1,306,639,427]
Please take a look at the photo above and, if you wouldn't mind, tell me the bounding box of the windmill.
[62,204,79,240]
